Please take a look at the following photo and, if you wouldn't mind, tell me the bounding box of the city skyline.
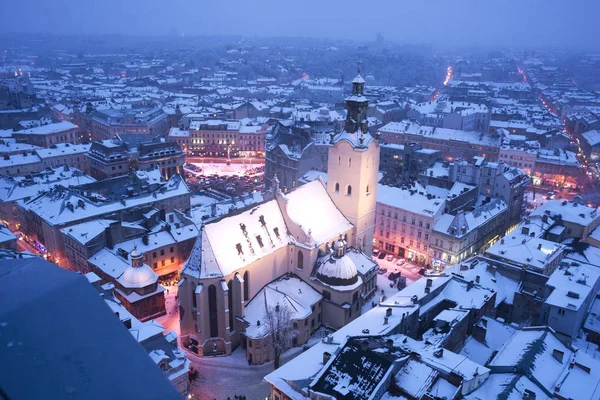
[0,0,599,49]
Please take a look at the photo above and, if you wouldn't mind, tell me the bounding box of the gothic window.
[334,182,340,193]
[243,271,249,301]
[208,285,218,338]
[228,280,234,332]
[346,185,352,196]
[192,284,197,308]
[297,250,304,270]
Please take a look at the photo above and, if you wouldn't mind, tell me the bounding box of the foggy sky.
[1,0,599,49]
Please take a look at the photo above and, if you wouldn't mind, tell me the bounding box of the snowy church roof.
[183,179,353,279]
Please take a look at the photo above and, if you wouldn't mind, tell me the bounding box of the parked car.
[377,267,387,275]
[396,258,406,266]
[386,254,394,262]
[377,252,387,260]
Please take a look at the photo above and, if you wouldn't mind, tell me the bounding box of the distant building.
[91,108,169,141]
[87,136,185,180]
[17,169,190,268]
[264,122,329,191]
[379,120,501,162]
[379,142,440,184]
[187,119,267,157]
[13,120,79,147]
[0,167,95,230]
[408,98,491,132]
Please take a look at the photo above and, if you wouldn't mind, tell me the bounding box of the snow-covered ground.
[156,284,180,335]
[362,256,421,315]
[189,162,263,177]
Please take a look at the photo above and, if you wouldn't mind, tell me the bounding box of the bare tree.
[264,303,297,370]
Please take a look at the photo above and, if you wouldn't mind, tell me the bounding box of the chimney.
[472,323,487,343]
[433,348,444,358]
[257,320,260,326]
[467,281,474,291]
[323,352,331,365]
[537,243,542,250]
[476,275,480,284]
[426,278,433,288]
[424,287,430,294]
[384,316,389,325]
[552,349,564,364]
[411,295,419,304]
[386,339,394,349]
[386,308,392,317]
[275,303,280,312]
[522,389,536,400]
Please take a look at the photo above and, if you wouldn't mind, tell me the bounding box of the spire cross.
[357,60,362,74]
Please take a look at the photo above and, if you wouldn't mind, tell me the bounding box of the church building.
[179,65,381,361]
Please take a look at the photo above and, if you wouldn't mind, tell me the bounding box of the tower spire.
[357,60,362,75]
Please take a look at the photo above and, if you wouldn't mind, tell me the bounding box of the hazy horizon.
[1,0,599,50]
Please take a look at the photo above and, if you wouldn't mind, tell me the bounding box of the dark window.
[192,284,197,308]
[228,280,234,332]
[297,250,304,270]
[208,285,218,337]
[243,271,249,301]
[323,290,331,301]
[346,185,352,196]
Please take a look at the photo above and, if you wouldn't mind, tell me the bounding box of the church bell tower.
[327,62,379,255]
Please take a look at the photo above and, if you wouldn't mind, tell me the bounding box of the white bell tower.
[327,62,379,255]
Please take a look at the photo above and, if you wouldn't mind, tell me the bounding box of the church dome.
[316,253,359,287]
[118,264,158,289]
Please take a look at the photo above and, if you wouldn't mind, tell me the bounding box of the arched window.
[243,271,249,301]
[192,283,197,308]
[348,158,352,168]
[297,250,304,270]
[346,185,352,196]
[334,182,340,193]
[228,280,234,332]
[208,285,218,337]
[366,184,371,195]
